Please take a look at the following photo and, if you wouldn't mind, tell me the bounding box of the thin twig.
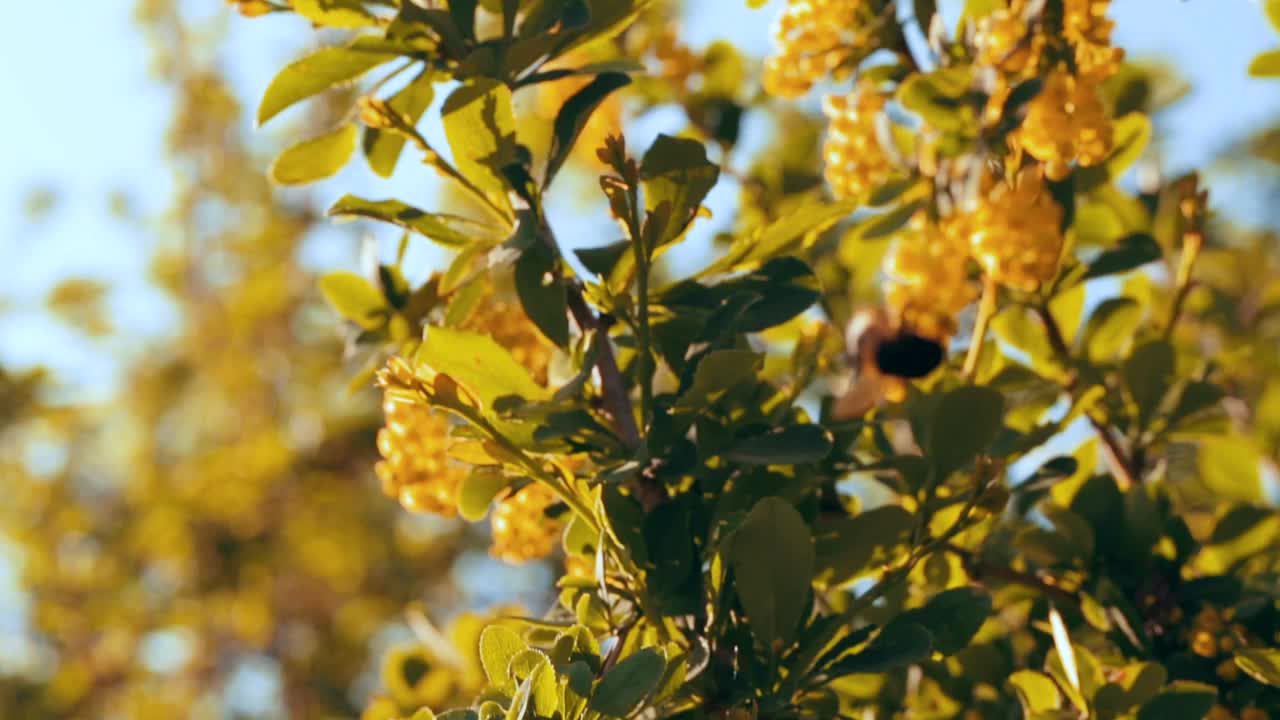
[963,275,998,380]
[625,179,654,430]
[1162,230,1203,340]
[943,543,1079,606]
[1035,304,1140,489]
[566,291,641,449]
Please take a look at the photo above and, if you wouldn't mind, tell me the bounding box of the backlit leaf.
[442,79,517,218]
[328,195,491,248]
[416,327,552,410]
[319,271,387,328]
[270,124,358,185]
[258,44,395,125]
[364,71,435,178]
[1235,648,1280,686]
[1249,49,1280,78]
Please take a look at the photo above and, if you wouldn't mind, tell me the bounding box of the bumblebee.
[832,307,946,420]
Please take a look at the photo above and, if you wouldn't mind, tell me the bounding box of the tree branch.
[944,543,1079,606]
[566,289,640,449]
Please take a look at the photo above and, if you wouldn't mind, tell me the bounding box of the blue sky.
[1,0,1278,399]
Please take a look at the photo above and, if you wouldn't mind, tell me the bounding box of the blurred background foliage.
[1,0,1280,718]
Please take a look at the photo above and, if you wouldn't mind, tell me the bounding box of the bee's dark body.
[873,332,945,379]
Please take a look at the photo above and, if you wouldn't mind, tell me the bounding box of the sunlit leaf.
[1235,648,1280,686]
[270,124,358,185]
[442,79,517,218]
[328,195,491,248]
[258,43,394,125]
[416,326,552,410]
[292,0,379,27]
[319,271,387,328]
[364,71,435,178]
[1249,49,1280,78]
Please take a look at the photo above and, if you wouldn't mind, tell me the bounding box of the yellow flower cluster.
[969,169,1065,292]
[375,358,465,516]
[821,83,895,201]
[463,300,555,385]
[973,0,1043,76]
[879,170,1064,338]
[975,0,1123,177]
[490,483,565,564]
[1062,0,1124,80]
[1180,606,1272,719]
[763,0,867,98]
[883,214,977,340]
[1017,68,1113,179]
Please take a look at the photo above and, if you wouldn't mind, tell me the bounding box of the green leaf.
[896,69,974,132]
[589,648,666,717]
[673,350,762,412]
[1007,670,1061,714]
[1083,233,1161,280]
[710,197,858,274]
[1135,682,1218,720]
[319,271,387,328]
[514,241,570,347]
[292,0,378,27]
[731,497,815,647]
[896,587,992,654]
[458,468,508,521]
[814,506,914,586]
[1094,663,1168,714]
[479,625,526,692]
[328,195,489,248]
[442,79,517,217]
[575,241,630,277]
[1049,282,1087,345]
[449,0,477,39]
[1198,436,1265,503]
[364,71,436,178]
[640,135,720,249]
[1079,113,1152,187]
[505,650,555,719]
[258,44,395,125]
[563,659,594,699]
[1083,297,1142,362]
[991,305,1055,370]
[1123,340,1174,428]
[1235,648,1280,686]
[925,386,1005,480]
[1169,381,1224,426]
[827,621,933,676]
[545,72,631,185]
[270,124,358,185]
[417,327,552,410]
[723,424,833,465]
[1249,49,1280,78]
[851,201,924,241]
